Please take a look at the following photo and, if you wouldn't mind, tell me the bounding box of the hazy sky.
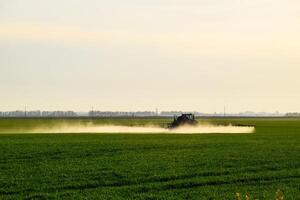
[1,0,300,112]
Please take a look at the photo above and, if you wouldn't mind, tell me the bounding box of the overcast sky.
[1,0,300,112]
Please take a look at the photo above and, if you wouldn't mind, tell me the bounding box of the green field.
[0,118,299,199]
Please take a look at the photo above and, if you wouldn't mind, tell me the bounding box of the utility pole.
[224,105,226,117]
[24,105,27,117]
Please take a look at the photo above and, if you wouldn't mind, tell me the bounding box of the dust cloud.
[30,124,255,134]
[169,125,255,134]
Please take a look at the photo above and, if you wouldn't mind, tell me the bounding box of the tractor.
[168,113,198,129]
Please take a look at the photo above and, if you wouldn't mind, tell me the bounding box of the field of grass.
[0,117,299,199]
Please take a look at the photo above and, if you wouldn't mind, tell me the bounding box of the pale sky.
[1,0,300,112]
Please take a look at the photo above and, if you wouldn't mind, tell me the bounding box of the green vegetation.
[0,118,299,199]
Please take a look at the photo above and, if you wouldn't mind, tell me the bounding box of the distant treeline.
[0,110,286,118]
[88,111,200,117]
[0,111,77,117]
[285,113,300,117]
[88,111,157,117]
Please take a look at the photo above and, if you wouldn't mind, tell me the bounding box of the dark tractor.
[168,113,198,129]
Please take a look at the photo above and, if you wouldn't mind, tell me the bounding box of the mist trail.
[30,124,255,134]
